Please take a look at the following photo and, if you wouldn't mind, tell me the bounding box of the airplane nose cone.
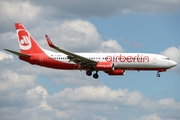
[170,61,177,67]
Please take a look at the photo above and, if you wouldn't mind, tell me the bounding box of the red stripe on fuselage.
[19,53,80,70]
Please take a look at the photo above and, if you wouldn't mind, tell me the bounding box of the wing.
[45,35,97,69]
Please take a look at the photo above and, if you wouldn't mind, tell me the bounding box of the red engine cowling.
[106,69,125,75]
[96,62,114,71]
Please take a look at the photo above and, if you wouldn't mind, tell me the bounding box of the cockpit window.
[163,57,170,60]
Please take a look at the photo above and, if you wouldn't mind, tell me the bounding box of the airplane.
[4,23,177,79]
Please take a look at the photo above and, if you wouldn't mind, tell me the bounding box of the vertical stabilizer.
[15,23,44,54]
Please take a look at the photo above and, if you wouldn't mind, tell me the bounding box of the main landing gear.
[86,71,99,79]
[86,71,92,76]
[93,73,99,79]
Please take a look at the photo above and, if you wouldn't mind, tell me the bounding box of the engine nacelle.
[106,69,125,75]
[95,62,114,71]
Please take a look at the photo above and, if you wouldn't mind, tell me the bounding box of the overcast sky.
[0,0,180,120]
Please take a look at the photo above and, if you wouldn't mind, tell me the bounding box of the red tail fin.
[15,23,44,54]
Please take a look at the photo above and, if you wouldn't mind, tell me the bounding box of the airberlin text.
[105,54,149,63]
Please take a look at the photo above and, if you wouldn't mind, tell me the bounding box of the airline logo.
[17,29,32,50]
[105,54,150,62]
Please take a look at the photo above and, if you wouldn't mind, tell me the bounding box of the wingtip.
[45,34,55,48]
[4,49,8,52]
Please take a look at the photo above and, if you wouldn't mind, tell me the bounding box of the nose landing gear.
[156,69,166,77]
[156,73,160,77]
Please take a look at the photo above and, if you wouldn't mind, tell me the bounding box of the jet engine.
[106,69,125,75]
[95,62,114,71]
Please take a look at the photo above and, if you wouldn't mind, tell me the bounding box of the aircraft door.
[153,56,157,64]
[39,55,43,64]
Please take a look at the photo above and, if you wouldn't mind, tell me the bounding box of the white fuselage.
[43,49,176,70]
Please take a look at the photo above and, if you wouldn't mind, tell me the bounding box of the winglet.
[45,35,55,48]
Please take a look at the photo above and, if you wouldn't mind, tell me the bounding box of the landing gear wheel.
[86,71,92,76]
[156,73,160,77]
[93,73,99,79]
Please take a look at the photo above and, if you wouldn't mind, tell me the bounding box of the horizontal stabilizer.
[4,49,31,58]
